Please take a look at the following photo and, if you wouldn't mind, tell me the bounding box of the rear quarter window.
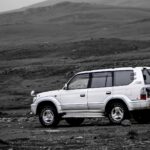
[142,69,150,84]
[114,70,134,86]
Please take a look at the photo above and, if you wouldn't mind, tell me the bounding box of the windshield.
[142,68,150,84]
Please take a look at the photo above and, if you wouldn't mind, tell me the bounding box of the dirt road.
[1,109,150,150]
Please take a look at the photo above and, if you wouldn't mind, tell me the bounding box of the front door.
[60,73,89,110]
[87,72,113,112]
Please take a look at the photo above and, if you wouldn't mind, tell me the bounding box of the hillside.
[1,37,150,109]
[0,2,150,47]
[19,0,150,10]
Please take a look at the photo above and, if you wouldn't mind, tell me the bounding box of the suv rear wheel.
[65,118,84,126]
[39,106,60,127]
[108,102,128,124]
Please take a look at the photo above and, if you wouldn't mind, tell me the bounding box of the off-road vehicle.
[31,67,150,127]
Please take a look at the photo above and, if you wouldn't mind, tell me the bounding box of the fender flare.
[104,95,130,112]
[35,96,62,114]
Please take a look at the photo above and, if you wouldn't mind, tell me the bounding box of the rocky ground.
[1,109,150,150]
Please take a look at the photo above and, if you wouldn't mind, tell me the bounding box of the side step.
[62,112,105,118]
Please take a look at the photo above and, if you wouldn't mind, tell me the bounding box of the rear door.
[87,72,113,112]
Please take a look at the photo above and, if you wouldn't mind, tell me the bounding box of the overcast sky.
[0,0,46,12]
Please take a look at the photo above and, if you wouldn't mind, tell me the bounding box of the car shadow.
[33,121,121,129]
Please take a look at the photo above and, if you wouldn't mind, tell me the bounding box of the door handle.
[80,94,85,97]
[106,91,111,95]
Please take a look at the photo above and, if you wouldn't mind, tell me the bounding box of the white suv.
[31,67,150,127]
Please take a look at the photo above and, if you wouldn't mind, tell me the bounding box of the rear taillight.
[140,88,147,100]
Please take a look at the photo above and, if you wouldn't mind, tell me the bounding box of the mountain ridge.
[19,0,150,11]
[1,0,150,14]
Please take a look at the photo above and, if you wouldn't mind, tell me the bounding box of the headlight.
[31,90,36,97]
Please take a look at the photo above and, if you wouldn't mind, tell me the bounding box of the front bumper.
[31,103,37,115]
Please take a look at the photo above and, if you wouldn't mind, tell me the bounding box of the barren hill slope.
[0,2,150,46]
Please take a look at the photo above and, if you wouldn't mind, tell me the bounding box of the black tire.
[65,118,84,126]
[107,102,128,124]
[39,106,60,127]
[132,111,150,124]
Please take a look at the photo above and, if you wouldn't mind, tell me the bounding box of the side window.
[68,74,89,90]
[114,70,134,86]
[91,72,112,88]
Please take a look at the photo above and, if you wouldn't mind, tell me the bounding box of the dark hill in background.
[0,2,150,47]
[1,2,150,109]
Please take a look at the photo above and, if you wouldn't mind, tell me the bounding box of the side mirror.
[63,84,68,90]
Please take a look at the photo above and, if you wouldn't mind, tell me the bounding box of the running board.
[62,112,105,118]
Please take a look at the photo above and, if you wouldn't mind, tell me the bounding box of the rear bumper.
[128,99,150,111]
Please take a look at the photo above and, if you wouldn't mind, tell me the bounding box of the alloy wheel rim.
[111,106,124,122]
[42,109,54,124]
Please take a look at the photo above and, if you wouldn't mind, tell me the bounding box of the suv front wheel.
[108,102,128,124]
[39,106,60,127]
